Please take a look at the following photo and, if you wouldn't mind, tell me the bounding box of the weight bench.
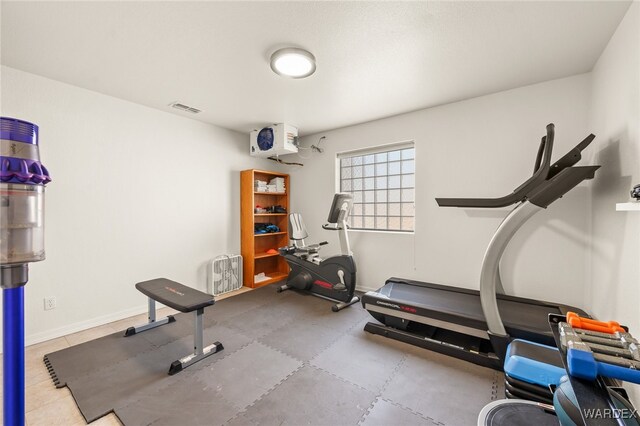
[124,278,224,375]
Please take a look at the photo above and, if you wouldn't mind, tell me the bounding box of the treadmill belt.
[501,300,561,334]
[380,281,562,335]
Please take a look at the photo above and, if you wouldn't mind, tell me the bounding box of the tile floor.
[1,287,252,426]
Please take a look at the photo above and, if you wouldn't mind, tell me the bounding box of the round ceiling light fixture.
[270,48,316,79]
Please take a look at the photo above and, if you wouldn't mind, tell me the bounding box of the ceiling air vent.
[169,102,202,114]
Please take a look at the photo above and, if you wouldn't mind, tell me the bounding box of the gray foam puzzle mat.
[361,398,440,426]
[44,283,503,425]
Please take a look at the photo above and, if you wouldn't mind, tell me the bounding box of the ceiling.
[0,1,632,136]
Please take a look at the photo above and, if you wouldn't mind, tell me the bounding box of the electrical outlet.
[44,297,56,311]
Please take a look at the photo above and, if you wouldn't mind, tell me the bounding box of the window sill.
[349,229,415,235]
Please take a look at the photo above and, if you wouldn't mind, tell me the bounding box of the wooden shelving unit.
[254,231,287,237]
[240,169,290,288]
[254,252,281,259]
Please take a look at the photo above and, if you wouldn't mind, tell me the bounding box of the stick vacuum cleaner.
[0,117,51,425]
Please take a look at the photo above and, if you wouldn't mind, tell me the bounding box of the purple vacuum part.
[0,117,51,185]
[1,116,51,426]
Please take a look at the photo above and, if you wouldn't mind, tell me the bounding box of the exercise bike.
[277,193,359,312]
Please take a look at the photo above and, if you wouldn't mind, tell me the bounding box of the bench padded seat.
[136,278,214,313]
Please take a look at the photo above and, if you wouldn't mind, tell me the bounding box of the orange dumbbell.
[566,311,625,334]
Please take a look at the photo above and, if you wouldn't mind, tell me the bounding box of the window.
[338,142,415,232]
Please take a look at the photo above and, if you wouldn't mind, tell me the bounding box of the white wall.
[587,2,640,401]
[0,66,280,347]
[291,74,594,311]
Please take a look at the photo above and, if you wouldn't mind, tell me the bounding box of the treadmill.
[362,124,600,370]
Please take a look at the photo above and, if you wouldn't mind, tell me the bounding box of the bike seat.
[293,244,321,254]
[279,245,319,256]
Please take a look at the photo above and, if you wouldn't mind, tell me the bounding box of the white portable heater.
[207,255,243,296]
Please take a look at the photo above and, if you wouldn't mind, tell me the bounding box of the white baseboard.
[356,285,378,293]
[23,304,150,349]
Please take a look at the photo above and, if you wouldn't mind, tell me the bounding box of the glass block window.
[338,142,415,232]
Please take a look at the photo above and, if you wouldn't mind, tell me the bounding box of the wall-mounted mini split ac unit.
[250,123,298,157]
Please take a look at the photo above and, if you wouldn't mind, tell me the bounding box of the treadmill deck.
[362,277,587,344]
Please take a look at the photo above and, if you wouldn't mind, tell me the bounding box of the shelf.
[254,231,287,237]
[253,170,289,178]
[616,202,640,211]
[253,272,288,288]
[242,169,290,288]
[255,252,280,259]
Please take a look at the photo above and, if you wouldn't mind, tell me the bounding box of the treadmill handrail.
[436,124,555,208]
[528,165,600,208]
[479,201,542,337]
[533,135,547,174]
[546,133,595,179]
[480,165,600,339]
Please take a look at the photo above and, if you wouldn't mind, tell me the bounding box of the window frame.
[336,140,416,234]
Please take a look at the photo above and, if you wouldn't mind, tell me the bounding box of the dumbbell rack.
[560,321,640,382]
[549,314,627,426]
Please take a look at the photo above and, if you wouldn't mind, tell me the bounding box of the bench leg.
[124,298,176,337]
[148,298,156,322]
[195,305,203,355]
[168,308,224,375]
